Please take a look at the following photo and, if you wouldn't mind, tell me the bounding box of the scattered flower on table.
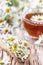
[35,35,43,45]
[0,34,30,61]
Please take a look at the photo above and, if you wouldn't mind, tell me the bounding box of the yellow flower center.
[6,0,9,1]
[5,8,10,13]
[39,0,42,2]
[11,43,18,52]
[8,37,15,41]
[21,53,25,57]
[0,61,4,65]
[4,29,8,33]
[22,47,25,50]
[37,18,42,21]
[0,18,3,23]
[24,42,28,47]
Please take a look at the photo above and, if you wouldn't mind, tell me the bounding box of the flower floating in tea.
[30,15,43,24]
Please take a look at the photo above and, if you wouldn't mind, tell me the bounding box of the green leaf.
[18,7,24,12]
[10,0,19,7]
[5,15,13,25]
[7,2,12,6]
[5,16,11,23]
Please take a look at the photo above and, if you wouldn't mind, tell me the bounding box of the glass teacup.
[23,13,43,39]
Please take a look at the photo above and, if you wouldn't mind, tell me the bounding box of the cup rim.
[23,13,43,26]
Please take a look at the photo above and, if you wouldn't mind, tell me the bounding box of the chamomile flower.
[31,15,43,24]
[0,34,30,61]
[35,35,43,45]
[22,41,28,47]
[11,43,19,52]
[8,37,15,41]
[3,27,12,34]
